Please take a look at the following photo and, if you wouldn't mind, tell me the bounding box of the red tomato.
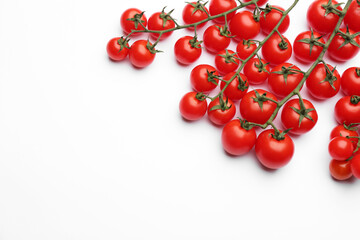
[148,11,175,40]
[344,0,360,32]
[243,58,270,85]
[351,154,360,179]
[229,11,260,42]
[307,0,343,34]
[240,89,278,125]
[268,63,303,98]
[330,124,359,149]
[220,72,249,101]
[222,119,257,156]
[174,36,202,65]
[129,40,156,68]
[208,96,236,125]
[182,1,209,29]
[215,49,240,75]
[329,159,353,181]
[203,25,231,54]
[306,64,340,99]
[255,129,295,169]
[329,136,354,160]
[179,92,208,121]
[293,30,325,64]
[106,37,129,61]
[190,64,219,93]
[328,28,360,62]
[209,0,237,24]
[260,5,290,35]
[281,99,318,135]
[236,40,257,60]
[120,8,147,36]
[261,34,292,66]
[334,96,360,125]
[243,0,268,9]
[341,67,360,96]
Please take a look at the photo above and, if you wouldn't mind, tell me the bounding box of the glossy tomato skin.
[293,31,325,64]
[174,36,202,65]
[306,64,340,99]
[182,2,209,29]
[106,37,129,61]
[240,89,278,125]
[179,92,208,121]
[190,64,219,93]
[229,11,260,42]
[222,119,257,156]
[344,0,360,32]
[243,0,268,9]
[307,0,342,34]
[328,28,360,62]
[236,40,257,60]
[148,12,175,40]
[129,40,156,68]
[220,72,249,101]
[328,136,354,160]
[207,97,236,125]
[209,0,237,24]
[281,99,318,135]
[329,159,353,181]
[261,34,292,66]
[260,6,290,35]
[330,124,359,149]
[268,63,303,98]
[334,96,360,125]
[243,58,270,85]
[121,8,147,36]
[341,67,360,96]
[255,129,295,169]
[203,25,231,54]
[215,49,240,75]
[351,154,360,179]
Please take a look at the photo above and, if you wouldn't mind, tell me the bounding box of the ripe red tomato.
[203,25,231,54]
[129,40,156,68]
[328,136,354,160]
[268,63,303,98]
[306,64,340,99]
[121,8,147,36]
[208,96,236,125]
[243,0,268,9]
[106,37,129,61]
[148,11,175,40]
[329,159,353,181]
[330,124,359,149]
[222,119,257,156]
[182,1,209,29]
[215,49,240,75]
[240,89,278,125]
[261,34,292,66]
[190,64,219,93]
[243,58,270,85]
[351,154,360,179]
[293,30,325,64]
[255,129,295,169]
[236,40,257,60]
[260,5,290,35]
[229,11,260,42]
[341,67,360,96]
[307,0,343,34]
[334,96,360,125]
[179,92,208,121]
[281,99,318,135]
[328,28,360,62]
[209,0,237,24]
[174,36,202,65]
[220,72,249,101]
[344,0,360,32]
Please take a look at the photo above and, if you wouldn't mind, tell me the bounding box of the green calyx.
[236,74,249,91]
[243,39,257,49]
[239,118,254,131]
[254,57,269,73]
[210,96,232,112]
[290,100,316,127]
[218,49,239,65]
[350,95,360,105]
[343,122,359,131]
[195,92,207,101]
[356,68,360,77]
[206,70,219,85]
[215,25,233,38]
[337,27,360,50]
[187,0,209,15]
[272,65,301,84]
[261,4,273,19]
[146,40,162,54]
[271,128,291,141]
[159,7,175,28]
[251,90,276,111]
[319,65,338,91]
[189,35,203,49]
[297,29,324,56]
[127,11,146,29]
[117,37,130,52]
[321,0,344,16]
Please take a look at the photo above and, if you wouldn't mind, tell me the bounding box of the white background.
[0,0,360,239]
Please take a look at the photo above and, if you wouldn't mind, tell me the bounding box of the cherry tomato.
[330,124,359,149]
[148,11,175,40]
[268,63,303,98]
[329,136,354,160]
[215,49,240,75]
[344,0,360,32]
[120,8,147,36]
[293,30,325,64]
[243,0,268,9]
[106,37,129,61]
[255,129,295,169]
[236,40,257,60]
[306,64,340,99]
[190,64,219,93]
[328,28,360,62]
[222,119,257,156]
[182,1,209,29]
[329,159,353,181]
[203,25,231,54]
[281,99,318,135]
[260,5,290,35]
[334,96,360,125]
[341,67,360,96]
[307,0,342,34]
[243,58,270,85]
[129,40,156,68]
[240,89,278,125]
[179,92,208,121]
[220,72,249,101]
[229,11,260,42]
[351,154,360,179]
[209,0,237,24]
[174,36,202,65]
[208,96,236,125]
[261,34,292,66]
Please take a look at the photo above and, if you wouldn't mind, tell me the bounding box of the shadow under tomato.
[330,175,357,184]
